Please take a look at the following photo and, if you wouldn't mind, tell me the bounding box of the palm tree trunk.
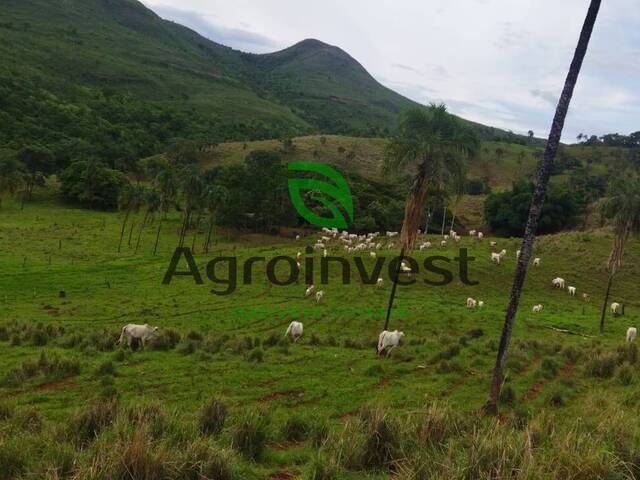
[204,215,215,254]
[440,205,446,236]
[127,220,135,247]
[191,212,202,252]
[134,212,150,254]
[599,272,614,334]
[485,0,601,415]
[449,210,457,234]
[400,166,429,251]
[153,218,163,255]
[424,209,432,235]
[117,211,130,253]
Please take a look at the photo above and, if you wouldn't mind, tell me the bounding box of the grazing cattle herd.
[117,227,635,353]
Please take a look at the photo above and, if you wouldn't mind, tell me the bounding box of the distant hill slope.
[1,0,537,168]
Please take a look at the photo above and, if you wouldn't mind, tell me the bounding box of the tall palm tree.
[485,0,601,415]
[152,166,178,255]
[134,188,160,254]
[598,173,640,333]
[203,185,229,254]
[178,165,205,248]
[385,104,479,251]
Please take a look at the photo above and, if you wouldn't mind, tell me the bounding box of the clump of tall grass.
[199,398,226,436]
[585,352,617,378]
[304,452,340,480]
[282,415,310,442]
[150,328,181,351]
[231,408,270,460]
[70,397,119,447]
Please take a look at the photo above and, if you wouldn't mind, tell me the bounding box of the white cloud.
[142,0,640,142]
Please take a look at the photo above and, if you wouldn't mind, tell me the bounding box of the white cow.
[370,252,377,258]
[469,230,477,236]
[305,285,315,298]
[478,300,484,308]
[516,250,521,259]
[627,327,637,343]
[295,235,300,240]
[533,258,541,267]
[116,324,159,349]
[315,290,325,304]
[467,297,478,309]
[400,261,413,274]
[441,240,447,247]
[568,286,576,297]
[552,277,566,289]
[377,330,405,356]
[285,321,304,342]
[376,277,384,288]
[491,252,503,264]
[500,249,507,256]
[532,304,544,313]
[478,232,484,239]
[490,241,497,247]
[296,251,302,260]
[582,293,591,302]
[611,302,623,316]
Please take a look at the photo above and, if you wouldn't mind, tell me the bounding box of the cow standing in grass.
[377,330,404,356]
[116,324,159,350]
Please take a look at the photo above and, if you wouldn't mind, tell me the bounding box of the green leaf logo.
[288,162,354,229]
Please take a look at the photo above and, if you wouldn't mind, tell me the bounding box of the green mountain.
[0,0,533,170]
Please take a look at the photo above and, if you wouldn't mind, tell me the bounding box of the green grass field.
[1,193,639,478]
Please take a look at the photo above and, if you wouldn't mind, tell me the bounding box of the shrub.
[547,389,565,407]
[586,353,617,378]
[31,329,49,346]
[263,332,279,347]
[186,330,203,342]
[308,333,322,346]
[116,428,168,479]
[231,409,270,460]
[540,358,559,377]
[304,452,339,480]
[0,403,12,421]
[617,364,635,386]
[18,408,42,433]
[96,360,116,376]
[499,386,516,405]
[415,402,463,446]
[0,439,26,480]
[247,347,264,363]
[199,398,227,436]
[467,328,484,339]
[9,334,21,346]
[562,345,581,363]
[282,416,310,442]
[0,326,8,342]
[178,341,197,355]
[616,343,638,365]
[343,338,363,349]
[150,329,181,351]
[309,418,330,448]
[356,406,402,471]
[70,397,119,446]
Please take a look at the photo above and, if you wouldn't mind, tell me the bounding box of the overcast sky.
[141,0,639,142]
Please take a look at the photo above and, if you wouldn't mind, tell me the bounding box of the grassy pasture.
[1,194,639,478]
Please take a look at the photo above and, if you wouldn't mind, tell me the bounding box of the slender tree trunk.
[380,248,405,354]
[400,166,429,251]
[127,220,135,247]
[153,218,163,255]
[424,209,432,235]
[134,212,150,254]
[440,205,446,236]
[449,210,457,234]
[485,0,601,415]
[191,212,202,252]
[599,272,614,334]
[204,215,215,254]
[117,211,130,253]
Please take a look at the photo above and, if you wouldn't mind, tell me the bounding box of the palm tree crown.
[385,104,479,250]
